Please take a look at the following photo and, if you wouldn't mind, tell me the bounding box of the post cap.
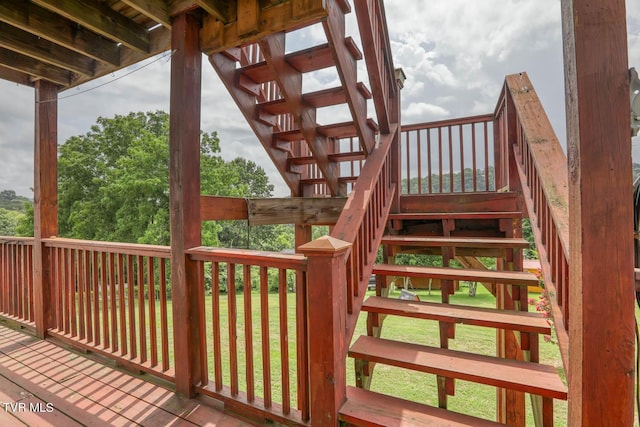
[297,235,351,255]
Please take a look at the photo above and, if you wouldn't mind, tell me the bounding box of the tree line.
[1,111,294,252]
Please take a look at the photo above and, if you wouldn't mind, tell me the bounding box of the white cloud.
[404,102,450,120]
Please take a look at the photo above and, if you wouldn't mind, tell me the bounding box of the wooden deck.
[0,324,254,427]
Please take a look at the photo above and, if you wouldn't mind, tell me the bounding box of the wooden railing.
[42,238,175,382]
[495,73,570,369]
[0,237,34,326]
[187,247,309,424]
[400,115,495,194]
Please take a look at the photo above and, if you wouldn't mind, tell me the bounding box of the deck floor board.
[0,325,254,426]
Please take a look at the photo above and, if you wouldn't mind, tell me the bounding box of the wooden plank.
[349,336,567,399]
[237,0,259,36]
[121,0,170,28]
[0,47,70,85]
[33,80,58,339]
[340,386,503,427]
[32,0,150,52]
[42,238,170,259]
[363,296,550,334]
[400,192,519,213]
[168,11,203,398]
[0,63,32,86]
[0,21,95,76]
[561,0,634,424]
[248,197,346,226]
[0,0,120,66]
[380,236,530,249]
[373,264,539,287]
[187,246,307,271]
[200,196,248,221]
[388,211,522,221]
[201,0,327,55]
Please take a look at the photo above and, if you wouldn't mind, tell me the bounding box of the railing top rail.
[505,73,570,256]
[401,114,494,132]
[187,246,307,271]
[0,236,34,245]
[42,237,171,258]
[332,124,397,245]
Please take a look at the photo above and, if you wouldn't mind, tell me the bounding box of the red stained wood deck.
[0,324,255,427]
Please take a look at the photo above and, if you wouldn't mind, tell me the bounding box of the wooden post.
[298,236,351,426]
[33,80,58,339]
[169,12,203,398]
[562,0,634,425]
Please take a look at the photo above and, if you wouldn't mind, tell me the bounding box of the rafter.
[194,0,233,23]
[210,51,302,196]
[259,32,342,196]
[0,21,94,76]
[69,26,170,88]
[0,0,120,66]
[0,47,70,86]
[121,0,171,28]
[32,0,150,52]
[0,63,32,86]
[200,0,326,55]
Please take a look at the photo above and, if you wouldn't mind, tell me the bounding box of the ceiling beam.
[68,26,170,89]
[193,0,232,23]
[0,48,71,86]
[121,0,171,28]
[32,0,150,52]
[0,0,120,66]
[201,0,327,54]
[0,21,95,76]
[0,63,33,86]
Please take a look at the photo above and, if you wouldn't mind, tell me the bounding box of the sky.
[1,0,639,198]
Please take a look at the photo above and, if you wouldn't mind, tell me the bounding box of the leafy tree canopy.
[18,111,293,250]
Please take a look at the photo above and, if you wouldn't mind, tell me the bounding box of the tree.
[0,208,23,236]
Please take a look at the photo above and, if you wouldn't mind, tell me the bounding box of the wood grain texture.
[562,0,635,425]
[33,80,58,339]
[168,11,203,398]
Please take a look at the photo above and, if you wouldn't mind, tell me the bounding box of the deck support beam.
[33,80,58,339]
[169,11,203,398]
[562,0,634,425]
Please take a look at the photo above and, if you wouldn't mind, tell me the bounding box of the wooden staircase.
[208,0,378,198]
[340,207,568,426]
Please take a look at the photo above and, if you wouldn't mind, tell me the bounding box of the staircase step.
[288,151,366,166]
[363,296,550,334]
[349,336,567,400]
[372,264,539,287]
[340,386,502,427]
[388,211,523,221]
[300,176,358,185]
[381,235,530,250]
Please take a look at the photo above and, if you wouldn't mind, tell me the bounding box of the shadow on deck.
[0,324,254,427]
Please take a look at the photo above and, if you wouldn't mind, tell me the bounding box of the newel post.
[298,236,351,426]
[33,80,58,339]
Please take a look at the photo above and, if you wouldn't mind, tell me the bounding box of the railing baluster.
[148,257,157,368]
[259,266,271,407]
[228,263,239,396]
[243,264,255,403]
[279,268,290,415]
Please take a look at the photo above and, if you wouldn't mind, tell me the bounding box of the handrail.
[43,237,170,258]
[497,72,570,370]
[354,0,397,134]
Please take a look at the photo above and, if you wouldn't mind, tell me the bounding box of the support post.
[298,236,351,426]
[33,80,58,339]
[169,11,203,397]
[562,0,634,425]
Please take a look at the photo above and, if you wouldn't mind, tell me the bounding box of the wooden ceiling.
[0,0,328,91]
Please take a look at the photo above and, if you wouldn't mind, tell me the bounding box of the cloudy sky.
[1,0,639,198]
